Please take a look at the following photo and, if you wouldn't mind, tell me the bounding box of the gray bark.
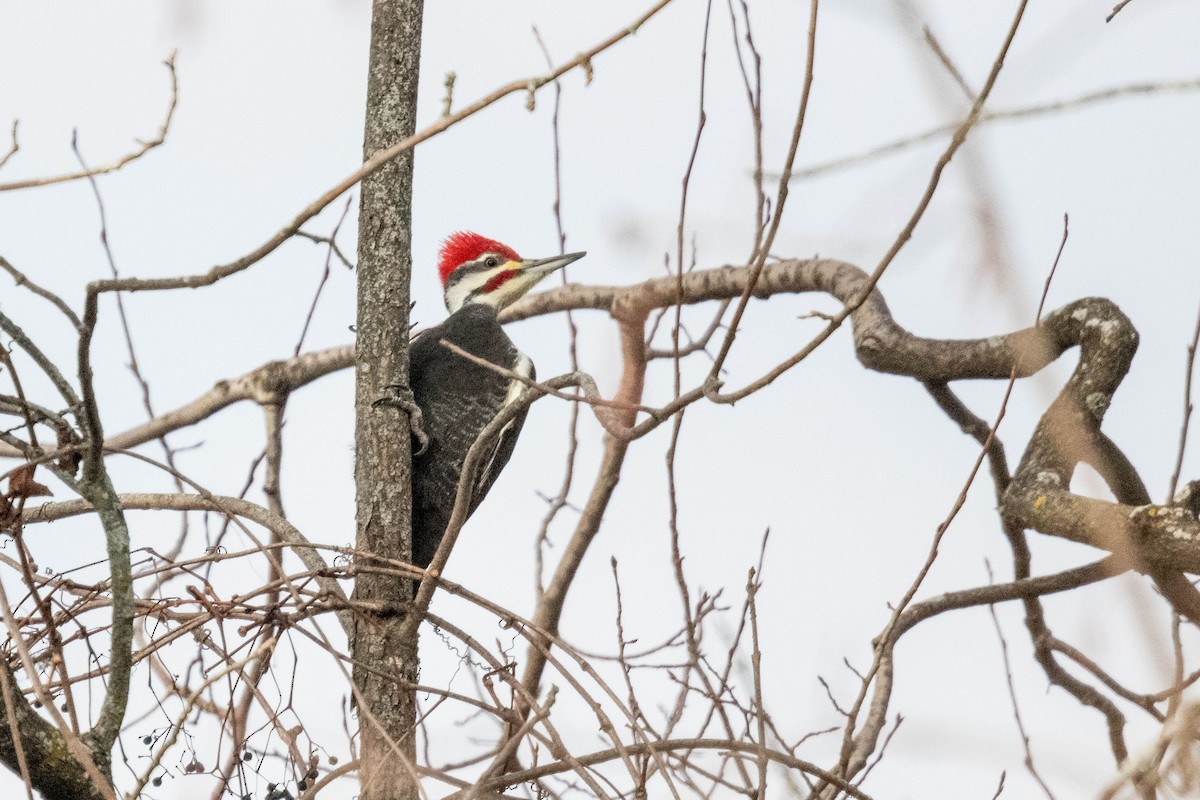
[351,1,425,798]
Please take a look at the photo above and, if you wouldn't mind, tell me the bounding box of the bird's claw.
[374,383,429,456]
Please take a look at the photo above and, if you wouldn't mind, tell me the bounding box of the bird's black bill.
[520,251,587,273]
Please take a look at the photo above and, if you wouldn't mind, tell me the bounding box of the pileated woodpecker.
[406,232,585,570]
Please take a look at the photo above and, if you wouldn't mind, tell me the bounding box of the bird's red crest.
[438,232,521,286]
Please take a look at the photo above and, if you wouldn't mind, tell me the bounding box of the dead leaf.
[9,464,51,499]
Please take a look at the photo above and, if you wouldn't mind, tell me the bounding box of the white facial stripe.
[445,258,553,313]
[444,268,499,312]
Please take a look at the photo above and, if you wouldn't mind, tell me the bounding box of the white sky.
[2,1,1200,798]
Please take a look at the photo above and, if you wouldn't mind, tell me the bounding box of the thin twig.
[0,54,178,192]
[1035,214,1069,325]
[295,196,354,356]
[706,0,819,387]
[922,25,975,101]
[1106,0,1137,23]
[1167,295,1200,501]
[787,78,1200,181]
[130,639,275,798]
[295,228,355,271]
[82,2,678,298]
[986,561,1056,799]
[0,120,18,171]
[0,255,83,330]
[531,25,583,603]
[714,0,1030,404]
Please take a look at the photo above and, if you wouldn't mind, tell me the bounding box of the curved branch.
[8,258,1193,574]
[509,259,1080,381]
[0,260,1090,457]
[515,263,1200,572]
[999,299,1200,577]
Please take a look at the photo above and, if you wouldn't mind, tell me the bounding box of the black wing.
[408,305,530,569]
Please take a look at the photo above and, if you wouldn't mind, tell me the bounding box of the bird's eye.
[485,257,498,268]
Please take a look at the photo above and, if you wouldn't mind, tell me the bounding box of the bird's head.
[438,232,586,313]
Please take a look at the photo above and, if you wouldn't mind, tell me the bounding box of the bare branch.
[490,738,874,800]
[0,121,18,171]
[1106,0,1138,23]
[81,1,679,299]
[0,345,352,460]
[922,25,975,101]
[0,54,178,193]
[1168,297,1200,502]
[986,563,1057,799]
[787,78,1200,181]
[0,255,83,330]
[21,492,350,632]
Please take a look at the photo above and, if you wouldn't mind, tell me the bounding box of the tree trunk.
[352,1,424,797]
